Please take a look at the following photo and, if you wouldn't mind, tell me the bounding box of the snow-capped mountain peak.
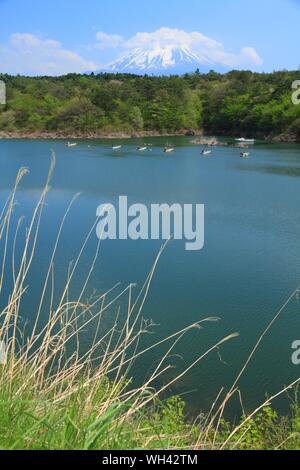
[105,45,216,75]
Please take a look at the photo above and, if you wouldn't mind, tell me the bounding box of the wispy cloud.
[124,28,222,51]
[95,31,124,49]
[0,33,99,75]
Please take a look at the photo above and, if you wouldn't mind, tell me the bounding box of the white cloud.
[124,27,222,51]
[99,27,263,69]
[240,47,263,66]
[0,33,99,75]
[201,43,263,67]
[95,31,124,49]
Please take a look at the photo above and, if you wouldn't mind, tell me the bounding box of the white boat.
[137,146,148,151]
[66,142,77,148]
[112,145,122,150]
[240,152,250,158]
[164,147,175,153]
[201,149,212,156]
[235,138,255,144]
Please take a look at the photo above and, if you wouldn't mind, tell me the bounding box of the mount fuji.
[103,45,218,75]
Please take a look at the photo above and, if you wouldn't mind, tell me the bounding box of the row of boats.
[201,149,250,158]
[67,142,175,153]
[112,144,175,153]
[198,137,254,158]
[67,137,254,157]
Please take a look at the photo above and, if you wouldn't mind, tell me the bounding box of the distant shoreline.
[0,129,203,141]
[0,130,298,143]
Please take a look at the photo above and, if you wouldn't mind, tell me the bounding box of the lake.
[1,136,300,420]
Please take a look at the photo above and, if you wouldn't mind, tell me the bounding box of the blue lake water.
[1,136,300,419]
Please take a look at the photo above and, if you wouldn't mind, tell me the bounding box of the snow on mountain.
[103,45,217,75]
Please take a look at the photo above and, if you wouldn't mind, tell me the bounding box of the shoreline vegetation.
[1,161,300,450]
[0,70,300,143]
[0,129,202,140]
[0,130,298,143]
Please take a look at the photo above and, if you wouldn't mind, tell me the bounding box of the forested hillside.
[0,70,299,140]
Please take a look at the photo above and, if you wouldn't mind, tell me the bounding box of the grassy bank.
[1,372,300,450]
[0,161,300,451]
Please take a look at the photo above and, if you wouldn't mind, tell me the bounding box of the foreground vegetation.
[0,163,300,450]
[0,70,300,140]
[2,370,300,450]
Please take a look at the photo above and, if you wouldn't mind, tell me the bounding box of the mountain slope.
[104,45,217,75]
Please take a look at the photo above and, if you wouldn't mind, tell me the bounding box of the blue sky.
[0,0,299,75]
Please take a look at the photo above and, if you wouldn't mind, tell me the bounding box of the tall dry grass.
[0,157,299,450]
[0,158,238,449]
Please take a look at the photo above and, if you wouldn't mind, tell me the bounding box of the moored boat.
[235,138,255,144]
[164,147,175,153]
